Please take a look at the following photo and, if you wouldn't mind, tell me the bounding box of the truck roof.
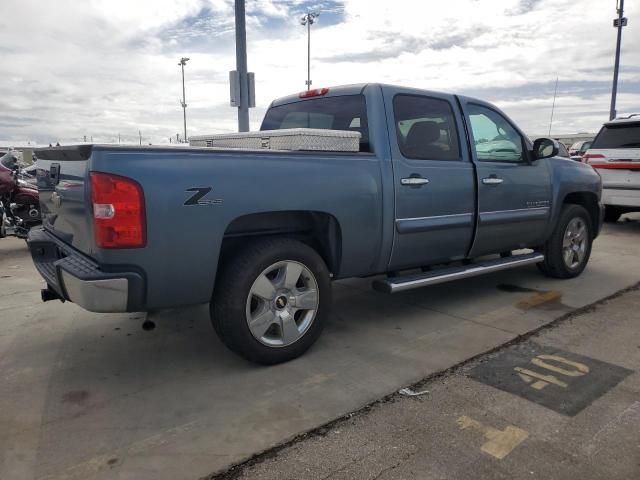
[269,84,369,107]
[269,83,488,109]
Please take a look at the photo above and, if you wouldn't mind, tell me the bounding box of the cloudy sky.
[0,0,638,145]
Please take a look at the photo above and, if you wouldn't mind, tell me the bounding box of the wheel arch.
[219,210,343,277]
[562,191,600,237]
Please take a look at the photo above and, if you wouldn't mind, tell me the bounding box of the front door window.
[467,104,525,163]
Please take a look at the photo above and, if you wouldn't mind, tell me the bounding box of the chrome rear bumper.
[27,228,145,312]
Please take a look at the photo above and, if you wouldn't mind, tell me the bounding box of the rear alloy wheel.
[246,260,319,348]
[211,238,331,365]
[537,204,592,279]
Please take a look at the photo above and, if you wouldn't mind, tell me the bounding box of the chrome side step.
[372,252,544,294]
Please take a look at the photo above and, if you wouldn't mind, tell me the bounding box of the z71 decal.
[183,187,223,206]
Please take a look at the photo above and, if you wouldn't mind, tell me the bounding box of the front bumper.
[27,228,145,312]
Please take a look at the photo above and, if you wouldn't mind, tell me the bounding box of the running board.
[372,253,544,294]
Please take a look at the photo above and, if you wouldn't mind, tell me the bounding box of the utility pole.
[610,0,627,120]
[139,130,142,145]
[548,76,559,136]
[178,57,190,142]
[301,12,319,90]
[234,0,250,132]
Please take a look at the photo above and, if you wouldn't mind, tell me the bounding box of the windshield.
[261,95,370,152]
[592,123,640,148]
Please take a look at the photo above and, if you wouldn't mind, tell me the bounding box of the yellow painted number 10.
[515,354,589,390]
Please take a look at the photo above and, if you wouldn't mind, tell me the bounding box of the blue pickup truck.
[29,84,603,364]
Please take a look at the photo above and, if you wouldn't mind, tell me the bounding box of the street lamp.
[178,57,190,142]
[610,0,627,120]
[300,12,319,90]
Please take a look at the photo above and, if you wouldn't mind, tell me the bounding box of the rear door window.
[393,95,461,161]
[261,95,370,152]
[592,123,640,148]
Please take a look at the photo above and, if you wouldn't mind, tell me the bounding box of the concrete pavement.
[0,215,639,480]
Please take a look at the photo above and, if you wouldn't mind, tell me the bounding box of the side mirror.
[532,138,560,159]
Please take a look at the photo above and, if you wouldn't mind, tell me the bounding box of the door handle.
[401,177,429,186]
[482,176,503,185]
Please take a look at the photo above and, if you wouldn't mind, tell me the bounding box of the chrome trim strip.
[395,213,474,222]
[480,207,550,215]
[395,213,474,234]
[375,253,544,293]
[479,207,550,226]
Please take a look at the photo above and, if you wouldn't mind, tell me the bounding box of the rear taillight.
[582,153,604,165]
[90,172,146,249]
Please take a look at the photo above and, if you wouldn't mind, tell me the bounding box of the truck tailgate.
[35,146,94,255]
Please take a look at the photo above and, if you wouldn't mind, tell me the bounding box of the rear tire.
[603,206,622,223]
[537,204,592,279]
[211,238,331,365]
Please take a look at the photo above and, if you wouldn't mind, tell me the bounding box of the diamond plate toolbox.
[189,128,361,152]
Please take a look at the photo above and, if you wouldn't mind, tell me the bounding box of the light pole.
[234,0,250,132]
[300,12,319,90]
[178,57,190,142]
[610,0,627,120]
[548,76,559,136]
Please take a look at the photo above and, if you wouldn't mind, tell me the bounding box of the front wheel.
[211,238,331,365]
[537,204,593,279]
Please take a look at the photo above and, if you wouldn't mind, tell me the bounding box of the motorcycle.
[0,152,41,239]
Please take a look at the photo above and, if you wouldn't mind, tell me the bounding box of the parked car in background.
[569,140,592,160]
[583,114,640,221]
[557,142,570,158]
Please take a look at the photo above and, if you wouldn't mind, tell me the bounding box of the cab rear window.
[261,95,370,152]
[592,123,640,148]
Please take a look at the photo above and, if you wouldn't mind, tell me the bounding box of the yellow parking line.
[516,290,562,310]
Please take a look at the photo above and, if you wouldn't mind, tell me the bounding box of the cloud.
[507,0,543,15]
[0,0,638,145]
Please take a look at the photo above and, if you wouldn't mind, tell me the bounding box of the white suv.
[584,114,640,222]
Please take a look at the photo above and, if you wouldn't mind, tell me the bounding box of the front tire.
[537,204,593,279]
[211,238,331,365]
